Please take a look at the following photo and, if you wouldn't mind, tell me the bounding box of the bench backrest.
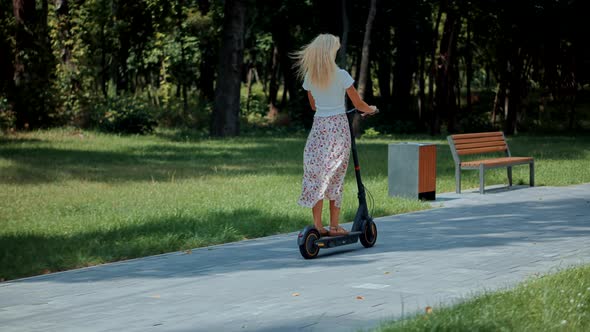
[447,132,510,164]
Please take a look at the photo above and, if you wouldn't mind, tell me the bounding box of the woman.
[294,34,377,237]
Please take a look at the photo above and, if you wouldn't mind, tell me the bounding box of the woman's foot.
[329,225,349,236]
[315,226,329,236]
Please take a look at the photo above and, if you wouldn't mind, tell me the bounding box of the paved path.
[1,184,590,332]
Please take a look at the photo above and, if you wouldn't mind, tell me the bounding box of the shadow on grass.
[0,208,310,280]
[1,134,589,185]
[0,140,306,184]
[2,193,589,282]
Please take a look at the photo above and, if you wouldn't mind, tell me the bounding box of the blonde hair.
[293,34,340,89]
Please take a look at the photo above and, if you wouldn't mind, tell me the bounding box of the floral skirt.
[298,113,351,208]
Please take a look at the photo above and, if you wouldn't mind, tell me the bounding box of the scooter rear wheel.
[299,229,320,259]
[360,219,377,248]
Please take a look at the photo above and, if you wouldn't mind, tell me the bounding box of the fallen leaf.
[356,296,364,300]
[292,292,300,297]
[425,306,433,314]
[41,269,51,275]
[384,271,391,275]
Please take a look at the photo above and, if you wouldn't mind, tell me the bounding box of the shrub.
[0,97,15,131]
[91,96,157,134]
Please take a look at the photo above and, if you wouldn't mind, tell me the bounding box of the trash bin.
[388,142,437,200]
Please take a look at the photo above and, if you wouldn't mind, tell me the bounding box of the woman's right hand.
[346,86,378,115]
[361,105,378,117]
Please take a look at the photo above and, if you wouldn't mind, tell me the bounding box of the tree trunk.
[418,51,426,122]
[0,7,13,104]
[376,36,391,103]
[392,18,418,121]
[465,18,473,112]
[357,0,377,99]
[504,54,522,135]
[177,0,189,115]
[272,20,297,108]
[199,48,216,102]
[114,3,130,93]
[428,2,443,135]
[338,0,349,68]
[100,23,107,97]
[354,0,377,137]
[246,67,253,114]
[491,83,501,125]
[55,0,81,120]
[267,46,279,110]
[211,0,246,137]
[13,0,37,128]
[434,6,459,134]
[197,0,215,102]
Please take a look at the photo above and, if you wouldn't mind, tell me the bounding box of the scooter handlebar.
[346,108,380,117]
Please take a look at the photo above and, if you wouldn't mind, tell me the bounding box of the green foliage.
[155,96,211,130]
[90,96,157,134]
[376,265,590,331]
[457,109,496,133]
[363,127,381,138]
[1,130,589,280]
[2,0,589,134]
[0,97,15,131]
[388,120,418,134]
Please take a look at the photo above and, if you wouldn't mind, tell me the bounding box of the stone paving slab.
[1,184,589,331]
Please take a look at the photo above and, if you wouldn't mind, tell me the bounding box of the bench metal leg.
[507,166,513,186]
[530,161,535,186]
[455,167,461,193]
[479,164,485,194]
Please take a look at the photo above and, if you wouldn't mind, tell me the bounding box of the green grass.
[375,265,590,331]
[1,129,589,280]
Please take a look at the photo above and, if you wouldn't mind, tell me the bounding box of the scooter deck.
[315,231,362,248]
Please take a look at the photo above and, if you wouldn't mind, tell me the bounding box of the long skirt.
[298,113,351,208]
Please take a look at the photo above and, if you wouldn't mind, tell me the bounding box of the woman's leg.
[329,200,340,228]
[312,200,324,229]
[329,200,348,235]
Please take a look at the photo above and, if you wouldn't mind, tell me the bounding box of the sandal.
[329,226,349,236]
[315,226,329,236]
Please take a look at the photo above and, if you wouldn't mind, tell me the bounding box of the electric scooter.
[298,108,379,259]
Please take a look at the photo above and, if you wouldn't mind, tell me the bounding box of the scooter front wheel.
[360,219,377,248]
[299,229,320,259]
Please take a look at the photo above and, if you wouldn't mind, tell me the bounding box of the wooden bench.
[447,132,534,194]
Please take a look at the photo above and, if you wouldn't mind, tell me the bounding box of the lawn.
[1,128,589,280]
[375,264,590,331]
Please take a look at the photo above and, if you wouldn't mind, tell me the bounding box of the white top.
[302,69,355,117]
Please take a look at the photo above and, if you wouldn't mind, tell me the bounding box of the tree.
[357,0,376,99]
[349,0,377,137]
[210,0,247,137]
[391,0,419,121]
[12,0,55,129]
[433,0,459,134]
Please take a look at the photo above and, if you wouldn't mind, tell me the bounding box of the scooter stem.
[346,109,368,218]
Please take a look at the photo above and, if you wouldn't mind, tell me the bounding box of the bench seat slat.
[456,146,507,155]
[453,136,506,145]
[461,157,533,168]
[451,132,503,140]
[455,141,507,150]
